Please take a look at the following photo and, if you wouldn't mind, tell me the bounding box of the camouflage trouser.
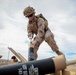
[33,29,59,59]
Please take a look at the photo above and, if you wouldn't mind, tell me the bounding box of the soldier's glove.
[28,33,33,40]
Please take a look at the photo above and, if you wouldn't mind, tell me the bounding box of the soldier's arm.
[27,25,34,39]
[32,18,45,45]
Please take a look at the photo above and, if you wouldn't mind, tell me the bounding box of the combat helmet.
[23,6,35,17]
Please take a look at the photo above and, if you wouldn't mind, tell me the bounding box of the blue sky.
[0,0,76,61]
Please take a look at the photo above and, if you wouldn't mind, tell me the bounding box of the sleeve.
[27,24,34,39]
[35,18,46,42]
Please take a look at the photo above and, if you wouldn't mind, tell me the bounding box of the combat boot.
[56,51,64,55]
[56,51,66,61]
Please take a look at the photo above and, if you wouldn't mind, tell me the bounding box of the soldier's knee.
[45,34,50,41]
[34,53,38,60]
[34,41,41,49]
[45,34,53,42]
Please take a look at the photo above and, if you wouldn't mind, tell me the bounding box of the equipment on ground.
[0,55,66,75]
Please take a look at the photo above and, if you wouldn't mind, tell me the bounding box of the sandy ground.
[0,59,12,66]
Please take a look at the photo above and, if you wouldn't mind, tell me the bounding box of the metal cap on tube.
[52,55,66,72]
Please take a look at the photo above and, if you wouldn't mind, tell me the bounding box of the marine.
[23,6,64,59]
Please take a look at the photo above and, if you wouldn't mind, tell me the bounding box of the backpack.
[36,13,47,21]
[36,13,48,31]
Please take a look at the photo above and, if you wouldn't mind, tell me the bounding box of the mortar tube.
[0,55,66,75]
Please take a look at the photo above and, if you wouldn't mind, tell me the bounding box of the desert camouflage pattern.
[27,15,60,59]
[23,6,35,17]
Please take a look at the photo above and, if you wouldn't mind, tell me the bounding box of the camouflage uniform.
[23,6,63,59]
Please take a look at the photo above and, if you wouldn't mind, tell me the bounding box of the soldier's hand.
[31,40,36,46]
[28,33,33,40]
